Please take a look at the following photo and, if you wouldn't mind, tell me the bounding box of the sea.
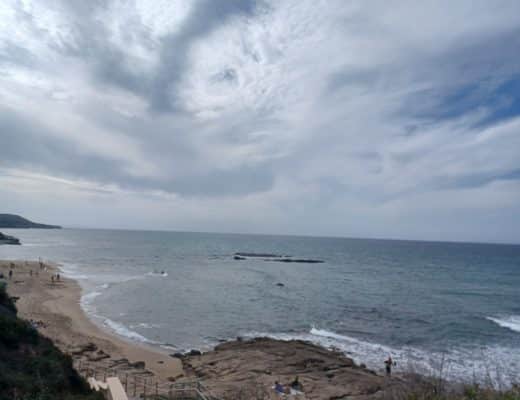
[1,229,519,384]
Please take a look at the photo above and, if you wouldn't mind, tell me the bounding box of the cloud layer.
[1,0,520,242]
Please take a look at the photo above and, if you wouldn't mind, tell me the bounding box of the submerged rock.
[268,258,324,263]
[235,252,284,258]
[234,251,324,263]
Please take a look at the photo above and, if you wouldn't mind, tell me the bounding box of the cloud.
[1,0,520,242]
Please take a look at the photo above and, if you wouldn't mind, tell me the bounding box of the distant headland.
[0,214,62,229]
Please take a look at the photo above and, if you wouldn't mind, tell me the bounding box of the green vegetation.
[0,283,101,400]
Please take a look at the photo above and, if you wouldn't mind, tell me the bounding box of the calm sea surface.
[1,229,519,382]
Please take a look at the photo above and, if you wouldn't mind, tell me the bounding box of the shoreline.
[0,259,184,383]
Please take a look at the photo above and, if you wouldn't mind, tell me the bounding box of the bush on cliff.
[0,283,102,400]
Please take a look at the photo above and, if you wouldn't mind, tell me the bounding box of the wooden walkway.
[75,358,216,400]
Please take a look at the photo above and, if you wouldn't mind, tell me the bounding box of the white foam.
[487,316,520,333]
[130,322,162,329]
[59,262,146,285]
[103,318,153,343]
[242,327,520,386]
[310,327,364,343]
[59,263,92,281]
[81,291,102,304]
[145,271,168,277]
[80,291,102,314]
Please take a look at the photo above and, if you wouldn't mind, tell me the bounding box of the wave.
[81,291,102,304]
[60,263,145,285]
[242,327,520,385]
[130,322,162,329]
[103,318,154,344]
[80,291,102,314]
[310,327,357,342]
[487,316,520,333]
[145,271,168,277]
[59,263,91,281]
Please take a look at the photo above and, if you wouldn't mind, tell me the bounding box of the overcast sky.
[1,1,520,243]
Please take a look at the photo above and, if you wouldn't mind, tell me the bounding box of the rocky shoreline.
[177,337,404,399]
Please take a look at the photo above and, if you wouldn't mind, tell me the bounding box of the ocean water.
[1,229,519,383]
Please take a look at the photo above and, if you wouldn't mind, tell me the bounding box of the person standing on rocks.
[384,356,394,376]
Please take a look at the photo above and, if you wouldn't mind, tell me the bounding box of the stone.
[130,361,146,369]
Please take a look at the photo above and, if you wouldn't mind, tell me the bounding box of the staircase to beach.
[75,358,217,400]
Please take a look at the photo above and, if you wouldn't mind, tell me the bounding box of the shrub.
[0,284,103,400]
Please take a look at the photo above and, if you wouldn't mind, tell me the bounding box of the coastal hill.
[0,213,61,229]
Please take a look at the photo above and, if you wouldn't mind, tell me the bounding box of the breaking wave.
[103,318,154,344]
[487,316,520,333]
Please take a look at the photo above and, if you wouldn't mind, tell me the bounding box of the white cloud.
[1,0,519,242]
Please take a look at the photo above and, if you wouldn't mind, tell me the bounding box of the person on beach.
[385,356,394,376]
[56,273,60,281]
[8,270,13,280]
[290,376,304,392]
[274,381,285,394]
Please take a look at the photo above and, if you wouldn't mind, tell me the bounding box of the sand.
[0,260,183,384]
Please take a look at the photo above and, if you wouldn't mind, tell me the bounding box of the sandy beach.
[0,260,184,385]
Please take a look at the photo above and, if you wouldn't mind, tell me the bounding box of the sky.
[1,0,520,243]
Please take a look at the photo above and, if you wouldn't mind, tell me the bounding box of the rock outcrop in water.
[234,252,324,264]
[268,258,324,264]
[0,213,61,229]
[0,232,21,245]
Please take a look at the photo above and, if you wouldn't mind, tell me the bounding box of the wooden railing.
[74,359,216,400]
